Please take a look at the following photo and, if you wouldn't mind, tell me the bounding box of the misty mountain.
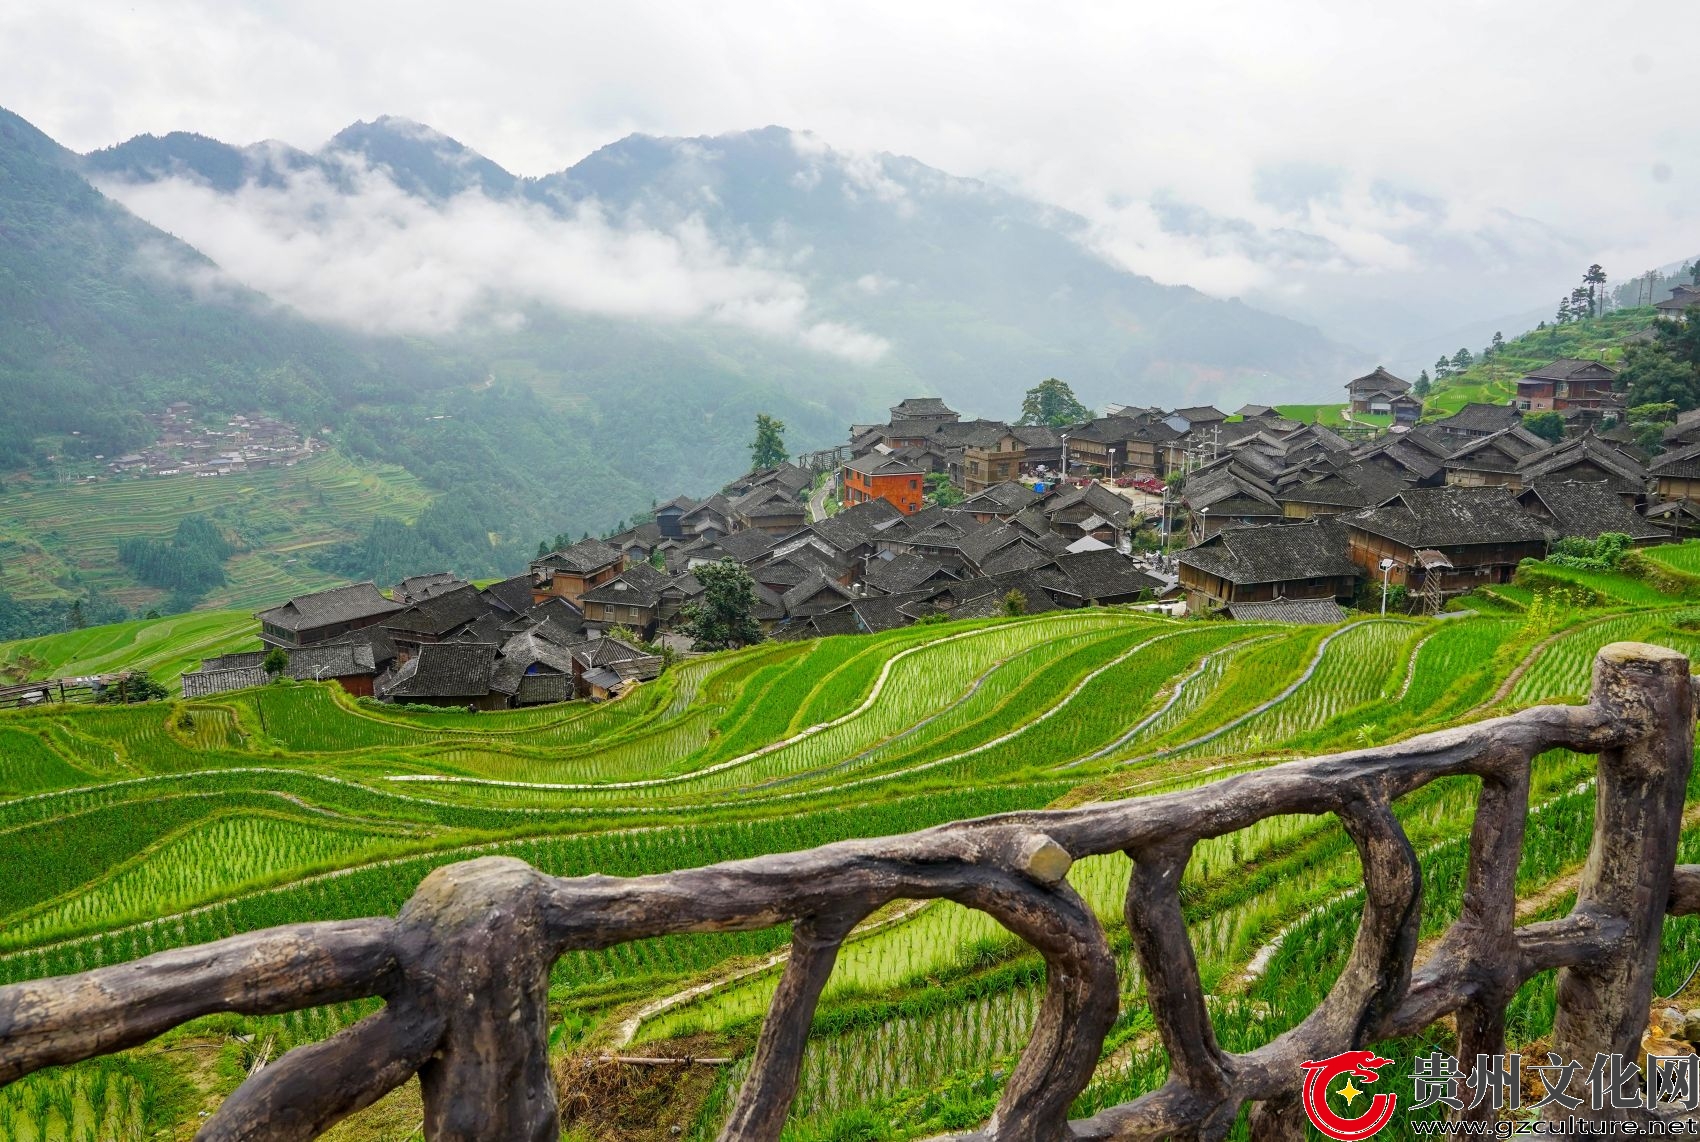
[83,116,1367,412]
[0,106,873,596]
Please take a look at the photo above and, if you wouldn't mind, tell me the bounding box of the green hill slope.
[1421,307,1654,414]
[0,450,430,611]
[0,609,252,691]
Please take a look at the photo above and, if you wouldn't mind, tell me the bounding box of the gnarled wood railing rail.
[4,642,1700,1139]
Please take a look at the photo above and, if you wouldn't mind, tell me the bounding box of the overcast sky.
[5,0,1699,355]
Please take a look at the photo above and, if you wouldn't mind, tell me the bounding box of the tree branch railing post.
[0,642,1696,1139]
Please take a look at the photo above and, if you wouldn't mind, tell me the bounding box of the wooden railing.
[2,642,1699,1139]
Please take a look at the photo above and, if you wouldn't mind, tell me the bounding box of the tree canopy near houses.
[1018,378,1089,427]
[1522,411,1564,443]
[683,559,765,649]
[749,414,789,470]
[1624,315,1700,412]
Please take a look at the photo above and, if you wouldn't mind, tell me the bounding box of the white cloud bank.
[98,158,890,362]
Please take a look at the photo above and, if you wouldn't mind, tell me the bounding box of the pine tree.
[1414,370,1431,397]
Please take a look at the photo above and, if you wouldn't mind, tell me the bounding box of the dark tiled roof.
[285,643,377,680]
[1517,482,1667,542]
[1171,405,1226,423]
[1653,441,1700,480]
[382,584,492,639]
[977,542,1056,576]
[890,397,957,418]
[808,499,904,551]
[534,538,623,573]
[203,651,267,671]
[1346,366,1412,395]
[845,452,924,477]
[1342,486,1549,548]
[851,591,931,632]
[712,528,780,563]
[1522,358,1618,382]
[1225,597,1348,624]
[256,582,404,632]
[863,553,959,594]
[580,561,671,609]
[324,625,399,668]
[1519,435,1647,489]
[515,673,572,705]
[181,665,270,697]
[377,643,497,701]
[1053,549,1163,601]
[1433,403,1521,435]
[480,575,536,616]
[1011,424,1062,448]
[1179,520,1359,586]
[953,481,1040,515]
[392,572,467,603]
[781,572,857,616]
[1443,426,1549,472]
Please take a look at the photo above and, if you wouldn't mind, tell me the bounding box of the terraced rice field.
[0,451,431,609]
[4,594,1700,1139]
[0,610,255,693]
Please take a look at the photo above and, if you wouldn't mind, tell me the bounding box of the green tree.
[1413,370,1431,397]
[926,472,964,506]
[1583,264,1608,317]
[96,671,169,704]
[1627,401,1679,453]
[1623,343,1700,411]
[1434,355,1453,380]
[263,647,289,676]
[1018,378,1089,427]
[749,414,788,470]
[683,559,764,650]
[1522,411,1564,443]
[1490,331,1506,355]
[1001,589,1028,617]
[1451,347,1474,372]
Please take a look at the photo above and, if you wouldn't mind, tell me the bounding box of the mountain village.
[155,284,1700,713]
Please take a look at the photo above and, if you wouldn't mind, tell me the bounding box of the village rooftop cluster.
[179,298,1700,709]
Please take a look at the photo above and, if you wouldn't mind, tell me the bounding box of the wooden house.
[529,540,626,608]
[1340,486,1549,610]
[1345,366,1413,415]
[960,425,1028,494]
[374,643,503,710]
[1177,521,1359,613]
[257,582,404,650]
[1441,426,1550,490]
[1656,284,1700,322]
[1515,482,1667,546]
[1515,359,1619,417]
[282,643,382,697]
[579,562,673,638]
[653,495,698,539]
[1651,442,1700,505]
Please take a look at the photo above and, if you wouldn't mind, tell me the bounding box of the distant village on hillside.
[163,285,1700,713]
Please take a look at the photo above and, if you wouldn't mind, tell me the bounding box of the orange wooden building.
[841,453,925,514]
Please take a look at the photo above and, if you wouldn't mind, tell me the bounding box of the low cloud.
[97,156,890,363]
